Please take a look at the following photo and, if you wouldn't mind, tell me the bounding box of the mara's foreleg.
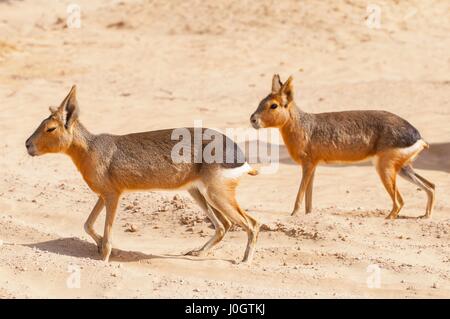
[84,197,105,253]
[292,163,316,216]
[101,193,120,262]
[305,167,316,214]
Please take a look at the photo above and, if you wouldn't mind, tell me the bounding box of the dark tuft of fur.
[392,118,421,148]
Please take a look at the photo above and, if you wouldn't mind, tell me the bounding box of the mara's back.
[306,110,422,162]
[99,128,245,190]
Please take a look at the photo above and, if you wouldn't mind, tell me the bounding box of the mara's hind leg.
[399,165,435,218]
[204,181,260,264]
[375,156,403,220]
[84,197,105,253]
[414,173,436,217]
[186,188,232,257]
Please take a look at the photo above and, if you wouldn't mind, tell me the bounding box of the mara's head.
[250,74,295,129]
[25,85,80,156]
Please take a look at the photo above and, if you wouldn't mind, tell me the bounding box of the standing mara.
[26,86,260,263]
[250,74,435,219]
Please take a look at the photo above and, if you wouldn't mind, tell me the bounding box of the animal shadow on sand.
[331,210,427,219]
[23,237,235,264]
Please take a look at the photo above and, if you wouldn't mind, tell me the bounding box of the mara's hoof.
[101,253,110,262]
[232,260,251,267]
[185,250,204,257]
[239,258,253,265]
[101,243,112,262]
[290,209,300,216]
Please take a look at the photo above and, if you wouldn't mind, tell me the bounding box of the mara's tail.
[222,162,259,179]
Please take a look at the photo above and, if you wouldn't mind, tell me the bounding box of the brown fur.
[26,86,260,263]
[250,75,435,219]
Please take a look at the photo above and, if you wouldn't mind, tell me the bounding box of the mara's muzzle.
[25,138,38,156]
[250,113,261,129]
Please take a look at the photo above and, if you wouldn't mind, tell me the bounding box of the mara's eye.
[270,103,278,109]
[46,127,57,133]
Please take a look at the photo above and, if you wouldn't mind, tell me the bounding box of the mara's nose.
[250,113,260,129]
[25,138,32,150]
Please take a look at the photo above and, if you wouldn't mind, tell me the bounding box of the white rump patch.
[222,162,252,179]
[399,139,427,156]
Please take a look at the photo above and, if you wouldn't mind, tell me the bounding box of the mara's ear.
[271,74,282,94]
[57,85,79,129]
[280,76,294,105]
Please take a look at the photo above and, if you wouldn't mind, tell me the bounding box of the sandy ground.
[0,0,449,298]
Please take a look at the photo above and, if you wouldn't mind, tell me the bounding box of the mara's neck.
[280,103,307,138]
[279,103,312,160]
[65,121,95,173]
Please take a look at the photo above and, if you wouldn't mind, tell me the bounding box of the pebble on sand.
[125,224,138,232]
